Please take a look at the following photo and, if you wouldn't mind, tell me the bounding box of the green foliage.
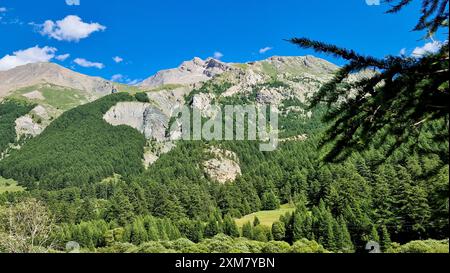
[385,0,448,36]
[105,189,135,226]
[271,221,286,241]
[242,221,253,239]
[134,92,150,103]
[148,84,184,92]
[261,241,291,253]
[204,215,220,238]
[223,214,240,238]
[288,0,449,163]
[253,216,260,227]
[262,191,280,210]
[0,93,146,190]
[11,84,89,111]
[0,176,25,194]
[1,11,449,253]
[380,225,391,252]
[386,239,449,253]
[290,238,328,253]
[0,99,35,153]
[185,81,232,104]
[95,234,328,253]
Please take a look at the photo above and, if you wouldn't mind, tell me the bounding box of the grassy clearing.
[235,203,296,227]
[233,63,250,70]
[261,61,278,78]
[11,84,89,111]
[0,176,25,194]
[148,84,185,92]
[116,83,142,95]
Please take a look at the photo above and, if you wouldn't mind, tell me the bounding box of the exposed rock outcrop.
[14,105,52,138]
[203,147,241,183]
[142,141,176,168]
[15,116,44,138]
[146,86,191,117]
[103,102,169,141]
[192,92,217,117]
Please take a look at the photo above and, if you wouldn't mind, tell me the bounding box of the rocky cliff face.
[103,102,169,141]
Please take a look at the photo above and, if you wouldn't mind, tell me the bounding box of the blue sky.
[0,0,447,83]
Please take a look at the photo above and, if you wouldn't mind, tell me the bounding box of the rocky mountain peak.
[263,55,338,74]
[139,57,233,89]
[0,62,113,99]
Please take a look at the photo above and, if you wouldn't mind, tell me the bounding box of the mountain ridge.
[139,55,339,89]
[0,62,114,100]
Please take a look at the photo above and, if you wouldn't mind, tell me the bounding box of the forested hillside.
[0,93,146,190]
[0,86,447,252]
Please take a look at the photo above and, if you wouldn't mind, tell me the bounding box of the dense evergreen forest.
[0,88,447,252]
[0,93,146,190]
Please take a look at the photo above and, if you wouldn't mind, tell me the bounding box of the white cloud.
[0,46,57,71]
[110,74,124,82]
[38,15,106,42]
[74,58,104,69]
[399,48,407,56]
[127,79,141,85]
[113,56,123,63]
[412,41,444,57]
[213,51,223,59]
[0,7,7,13]
[259,47,273,54]
[66,0,80,5]
[55,53,70,61]
[110,74,141,85]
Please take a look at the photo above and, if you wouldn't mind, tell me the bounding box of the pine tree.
[106,190,134,226]
[380,225,392,252]
[77,198,96,222]
[165,219,181,240]
[292,212,303,242]
[142,216,159,241]
[272,221,286,241]
[338,216,354,253]
[223,214,240,237]
[192,220,204,243]
[288,0,449,163]
[130,219,148,245]
[204,215,219,238]
[324,215,336,251]
[370,226,380,243]
[156,219,169,241]
[261,190,280,210]
[253,225,268,242]
[242,221,253,239]
[253,216,260,227]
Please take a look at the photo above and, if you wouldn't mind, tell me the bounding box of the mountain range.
[0,54,344,181]
[0,55,342,141]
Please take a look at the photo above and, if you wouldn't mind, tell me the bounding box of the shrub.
[291,239,328,253]
[387,239,449,253]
